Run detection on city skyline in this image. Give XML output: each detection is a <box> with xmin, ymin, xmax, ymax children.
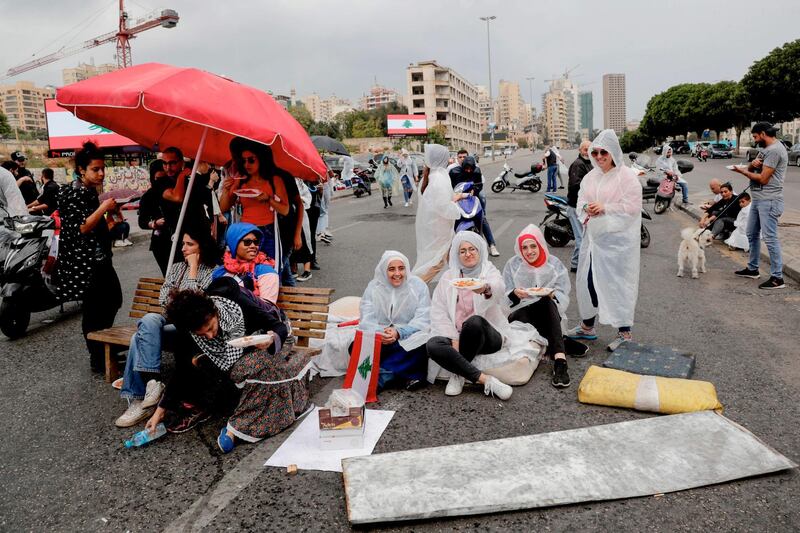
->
<box><xmin>2</xmin><ymin>0</ymin><xmax>799</xmax><ymax>130</ymax></box>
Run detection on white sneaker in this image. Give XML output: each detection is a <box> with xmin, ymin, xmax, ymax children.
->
<box><xmin>113</xmin><ymin>240</ymin><xmax>126</xmax><ymax>248</ymax></box>
<box><xmin>483</xmin><ymin>375</ymin><xmax>512</xmax><ymax>400</ymax></box>
<box><xmin>489</xmin><ymin>244</ymin><xmax>500</xmax><ymax>257</ymax></box>
<box><xmin>445</xmin><ymin>374</ymin><xmax>465</xmax><ymax>396</ymax></box>
<box><xmin>142</xmin><ymin>379</ymin><xmax>165</xmax><ymax>409</ymax></box>
<box><xmin>403</xmin><ymin>202</ymin><xmax>409</xmax><ymax>207</ymax></box>
<box><xmin>122</xmin><ymin>239</ymin><xmax>133</xmax><ymax>246</ymax></box>
<box><xmin>115</xmin><ymin>400</ymin><xmax>151</xmax><ymax>428</ymax></box>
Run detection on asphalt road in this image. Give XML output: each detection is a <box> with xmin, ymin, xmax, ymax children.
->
<box><xmin>1</xmin><ymin>150</ymin><xmax>798</xmax><ymax>532</ymax></box>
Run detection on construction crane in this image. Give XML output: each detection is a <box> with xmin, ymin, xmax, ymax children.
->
<box><xmin>6</xmin><ymin>0</ymin><xmax>178</xmax><ymax>77</ymax></box>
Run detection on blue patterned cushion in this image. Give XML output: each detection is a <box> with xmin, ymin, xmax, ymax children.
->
<box><xmin>602</xmin><ymin>342</ymin><xmax>695</xmax><ymax>379</ymax></box>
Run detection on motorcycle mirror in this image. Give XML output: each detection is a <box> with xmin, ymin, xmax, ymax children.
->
<box><xmin>628</xmin><ymin>152</ymin><xmax>638</xmax><ymax>161</ymax></box>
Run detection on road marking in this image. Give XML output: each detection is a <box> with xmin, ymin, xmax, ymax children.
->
<box><xmin>164</xmin><ymin>377</ymin><xmax>343</xmax><ymax>532</ymax></box>
<box><xmin>492</xmin><ymin>218</ymin><xmax>515</xmax><ymax>239</ymax></box>
<box><xmin>329</xmin><ymin>221</ymin><xmax>363</xmax><ymax>233</ymax></box>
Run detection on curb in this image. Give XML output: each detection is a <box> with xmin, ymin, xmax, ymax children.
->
<box><xmin>677</xmin><ymin>203</ymin><xmax>800</xmax><ymax>283</ymax></box>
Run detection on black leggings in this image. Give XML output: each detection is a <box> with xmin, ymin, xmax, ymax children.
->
<box><xmin>426</xmin><ymin>316</ymin><xmax>502</xmax><ymax>382</ymax></box>
<box><xmin>583</xmin><ymin>258</ymin><xmax>631</xmax><ymax>333</ymax></box>
<box><xmin>82</xmin><ymin>261</ymin><xmax>123</xmax><ymax>368</ymax></box>
<box><xmin>508</xmin><ymin>297</ymin><xmax>565</xmax><ymax>356</ymax></box>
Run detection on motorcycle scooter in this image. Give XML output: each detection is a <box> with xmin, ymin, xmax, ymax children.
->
<box><xmin>490</xmin><ymin>162</ymin><xmax>542</xmax><ymax>193</ymax></box>
<box><xmin>453</xmin><ymin>181</ymin><xmax>483</xmax><ymax>235</ymax></box>
<box><xmin>539</xmin><ymin>194</ymin><xmax>652</xmax><ymax>249</ymax></box>
<box><xmin>0</xmin><ymin>208</ymin><xmax>65</xmax><ymax>338</ymax></box>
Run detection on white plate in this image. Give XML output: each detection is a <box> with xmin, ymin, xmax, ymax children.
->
<box><xmin>234</xmin><ymin>188</ymin><xmax>261</xmax><ymax>198</ymax></box>
<box><xmin>526</xmin><ymin>287</ymin><xmax>554</xmax><ymax>297</ymax></box>
<box><xmin>227</xmin><ymin>334</ymin><xmax>273</xmax><ymax>348</ymax></box>
<box><xmin>726</xmin><ymin>164</ymin><xmax>747</xmax><ymax>171</ymax></box>
<box><xmin>450</xmin><ymin>277</ymin><xmax>484</xmax><ymax>290</ymax></box>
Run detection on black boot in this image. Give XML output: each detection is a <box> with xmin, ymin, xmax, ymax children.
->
<box><xmin>388</xmin><ymin>195</ymin><xmax>393</xmax><ymax>206</ymax></box>
<box><xmin>383</xmin><ymin>196</ymin><xmax>388</xmax><ymax>208</ymax></box>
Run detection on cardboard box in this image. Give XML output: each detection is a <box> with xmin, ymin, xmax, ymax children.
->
<box><xmin>318</xmin><ymin>405</ymin><xmax>365</xmax><ymax>431</ymax></box>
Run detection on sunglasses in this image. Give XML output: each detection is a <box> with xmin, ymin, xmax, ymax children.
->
<box><xmin>240</xmin><ymin>238</ymin><xmax>260</xmax><ymax>246</ymax></box>
<box><xmin>590</xmin><ymin>149</ymin><xmax>609</xmax><ymax>157</ymax></box>
<box><xmin>241</xmin><ymin>156</ymin><xmax>257</xmax><ymax>165</ymax></box>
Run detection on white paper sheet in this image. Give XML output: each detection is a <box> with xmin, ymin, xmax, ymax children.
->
<box><xmin>265</xmin><ymin>408</ymin><xmax>394</xmax><ymax>473</ymax></box>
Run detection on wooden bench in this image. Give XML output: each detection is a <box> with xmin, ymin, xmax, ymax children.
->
<box><xmin>87</xmin><ymin>277</ymin><xmax>335</xmax><ymax>383</ymax></box>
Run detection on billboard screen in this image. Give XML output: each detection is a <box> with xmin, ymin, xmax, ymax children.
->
<box><xmin>387</xmin><ymin>114</ymin><xmax>427</xmax><ymax>135</ymax></box>
<box><xmin>45</xmin><ymin>99</ymin><xmax>138</xmax><ymax>153</ymax></box>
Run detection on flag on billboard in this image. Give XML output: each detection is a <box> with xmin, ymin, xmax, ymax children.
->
<box><xmin>45</xmin><ymin>99</ymin><xmax>138</xmax><ymax>151</ymax></box>
<box><xmin>387</xmin><ymin>114</ymin><xmax>428</xmax><ymax>135</ymax></box>
<box><xmin>343</xmin><ymin>329</ymin><xmax>382</xmax><ymax>403</ymax></box>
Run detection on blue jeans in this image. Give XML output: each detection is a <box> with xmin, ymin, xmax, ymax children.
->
<box><xmin>280</xmin><ymin>253</ymin><xmax>296</xmax><ymax>286</ymax></box>
<box><xmin>566</xmin><ymin>206</ymin><xmax>583</xmax><ymax>269</ymax></box>
<box><xmin>547</xmin><ymin>165</ymin><xmax>558</xmax><ymax>192</ymax></box>
<box><xmin>677</xmin><ymin>177</ymin><xmax>689</xmax><ymax>203</ymax></box>
<box><xmin>257</xmin><ymin>223</ymin><xmax>277</xmax><ymax>260</ymax></box>
<box><xmin>747</xmin><ymin>198</ymin><xmax>784</xmax><ymax>278</ymax></box>
<box><xmin>401</xmin><ymin>175</ymin><xmax>413</xmax><ymax>203</ymax></box>
<box><xmin>478</xmin><ymin>191</ymin><xmax>496</xmax><ymax>246</ymax></box>
<box><xmin>121</xmin><ymin>313</ymin><xmax>176</xmax><ymax>400</ymax></box>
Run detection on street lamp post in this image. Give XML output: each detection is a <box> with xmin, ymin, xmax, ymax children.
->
<box><xmin>480</xmin><ymin>15</ymin><xmax>496</xmax><ymax>161</ymax></box>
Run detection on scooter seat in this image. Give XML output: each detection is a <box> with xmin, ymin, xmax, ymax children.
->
<box><xmin>544</xmin><ymin>193</ymin><xmax>568</xmax><ymax>205</ymax></box>
<box><xmin>513</xmin><ymin>171</ymin><xmax>531</xmax><ymax>178</ymax></box>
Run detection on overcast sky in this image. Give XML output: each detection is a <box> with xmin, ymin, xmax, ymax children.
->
<box><xmin>2</xmin><ymin>0</ymin><xmax>799</xmax><ymax>128</ymax></box>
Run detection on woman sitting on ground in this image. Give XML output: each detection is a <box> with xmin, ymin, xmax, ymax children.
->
<box><xmin>150</xmin><ymin>289</ymin><xmax>305</xmax><ymax>454</ymax></box>
<box><xmin>114</xmin><ymin>225</ymin><xmax>220</xmax><ymax>428</ymax></box>
<box><xmin>503</xmin><ymin>224</ymin><xmax>580</xmax><ymax>389</ymax></box>
<box><xmin>357</xmin><ymin>250</ymin><xmax>431</xmax><ymax>391</ymax></box>
<box><xmin>213</xmin><ymin>222</ymin><xmax>280</xmax><ymax>305</ymax></box>
<box><xmin>699</xmin><ymin>182</ymin><xmax>741</xmax><ymax>240</ymax></box>
<box><xmin>426</xmin><ymin>231</ymin><xmax>544</xmax><ymax>400</ymax></box>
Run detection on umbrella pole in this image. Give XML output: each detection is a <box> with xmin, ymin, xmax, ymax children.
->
<box><xmin>165</xmin><ymin>127</ymin><xmax>209</xmax><ymax>274</ymax></box>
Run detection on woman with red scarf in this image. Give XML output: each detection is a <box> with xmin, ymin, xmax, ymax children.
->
<box><xmin>502</xmin><ymin>224</ymin><xmax>575</xmax><ymax>388</ymax></box>
<box><xmin>212</xmin><ymin>222</ymin><xmax>279</xmax><ymax>305</ymax></box>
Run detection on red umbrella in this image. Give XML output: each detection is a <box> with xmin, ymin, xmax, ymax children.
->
<box><xmin>56</xmin><ymin>63</ymin><xmax>326</xmax><ymax>272</ymax></box>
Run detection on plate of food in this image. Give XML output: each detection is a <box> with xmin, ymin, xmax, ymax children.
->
<box><xmin>234</xmin><ymin>188</ymin><xmax>261</xmax><ymax>198</ymax></box>
<box><xmin>227</xmin><ymin>334</ymin><xmax>273</xmax><ymax>348</ymax></box>
<box><xmin>450</xmin><ymin>277</ymin><xmax>484</xmax><ymax>290</ymax></box>
<box><xmin>525</xmin><ymin>287</ymin><xmax>554</xmax><ymax>297</ymax></box>
<box><xmin>726</xmin><ymin>164</ymin><xmax>747</xmax><ymax>171</ymax></box>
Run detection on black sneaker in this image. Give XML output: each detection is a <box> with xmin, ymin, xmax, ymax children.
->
<box><xmin>310</xmin><ymin>262</ymin><xmax>321</xmax><ymax>270</ymax></box>
<box><xmin>734</xmin><ymin>268</ymin><xmax>760</xmax><ymax>279</ymax></box>
<box><xmin>551</xmin><ymin>359</ymin><xmax>571</xmax><ymax>388</ymax></box>
<box><xmin>296</xmin><ymin>271</ymin><xmax>312</xmax><ymax>282</ymax></box>
<box><xmin>166</xmin><ymin>405</ymin><xmax>212</xmax><ymax>434</ymax></box>
<box><xmin>759</xmin><ymin>276</ymin><xmax>786</xmax><ymax>290</ymax></box>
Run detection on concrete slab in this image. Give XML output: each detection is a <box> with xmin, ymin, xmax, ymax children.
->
<box><xmin>341</xmin><ymin>411</ymin><xmax>796</xmax><ymax>525</ymax></box>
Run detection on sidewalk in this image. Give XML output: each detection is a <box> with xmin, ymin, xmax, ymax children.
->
<box><xmin>678</xmin><ymin>194</ymin><xmax>800</xmax><ymax>283</ymax></box>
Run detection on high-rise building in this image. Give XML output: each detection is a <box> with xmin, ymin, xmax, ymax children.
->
<box><xmin>603</xmin><ymin>73</ymin><xmax>626</xmax><ymax>134</ymax></box>
<box><xmin>579</xmin><ymin>91</ymin><xmax>594</xmax><ymax>133</ymax></box>
<box><xmin>496</xmin><ymin>80</ymin><xmax>528</xmax><ymax>136</ymax></box>
<box><xmin>542</xmin><ymin>90</ymin><xmax>567</xmax><ymax>149</ymax></box>
<box><xmin>475</xmin><ymin>85</ymin><xmax>492</xmax><ymax>133</ymax></box>
<box><xmin>62</xmin><ymin>62</ymin><xmax>118</xmax><ymax>85</ymax></box>
<box><xmin>360</xmin><ymin>84</ymin><xmax>399</xmax><ymax>110</ymax></box>
<box><xmin>0</xmin><ymin>81</ymin><xmax>55</xmax><ymax>132</ymax></box>
<box><xmin>302</xmin><ymin>94</ymin><xmax>353</xmax><ymax>122</ymax></box>
<box><xmin>407</xmin><ymin>60</ymin><xmax>481</xmax><ymax>153</ymax></box>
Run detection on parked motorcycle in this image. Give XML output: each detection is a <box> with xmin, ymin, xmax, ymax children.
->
<box><xmin>453</xmin><ymin>181</ymin><xmax>483</xmax><ymax>235</ymax></box>
<box><xmin>351</xmin><ymin>168</ymin><xmax>372</xmax><ymax>198</ymax></box>
<box><xmin>0</xmin><ymin>209</ymin><xmax>64</xmax><ymax>339</ymax></box>
<box><xmin>649</xmin><ymin>159</ymin><xmax>693</xmax><ymax>214</ymax></box>
<box><xmin>490</xmin><ymin>162</ymin><xmax>542</xmax><ymax>193</ymax></box>
<box><xmin>539</xmin><ymin>194</ymin><xmax>651</xmax><ymax>249</ymax></box>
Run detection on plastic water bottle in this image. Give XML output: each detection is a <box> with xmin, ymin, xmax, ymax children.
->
<box><xmin>124</xmin><ymin>423</ymin><xmax>167</xmax><ymax>448</ymax></box>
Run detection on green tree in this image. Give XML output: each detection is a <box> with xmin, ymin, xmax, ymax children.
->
<box><xmin>516</xmin><ymin>137</ymin><xmax>530</xmax><ymax>149</ymax></box>
<box><xmin>0</xmin><ymin>111</ymin><xmax>11</xmax><ymax>138</ymax></box>
<box><xmin>287</xmin><ymin>104</ymin><xmax>313</xmax><ymax>131</ymax></box>
<box><xmin>427</xmin><ymin>124</ymin><xmax>447</xmax><ymax>146</ymax></box>
<box><xmin>619</xmin><ymin>129</ymin><xmax>652</xmax><ymax>153</ymax></box>
<box><xmin>742</xmin><ymin>39</ymin><xmax>800</xmax><ymax>122</ymax></box>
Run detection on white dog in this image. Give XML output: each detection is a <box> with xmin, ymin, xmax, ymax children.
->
<box><xmin>677</xmin><ymin>227</ymin><xmax>713</xmax><ymax>279</ymax></box>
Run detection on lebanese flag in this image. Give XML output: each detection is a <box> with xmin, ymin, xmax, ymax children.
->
<box><xmin>387</xmin><ymin>114</ymin><xmax>427</xmax><ymax>135</ymax></box>
<box><xmin>343</xmin><ymin>330</ymin><xmax>382</xmax><ymax>403</ymax></box>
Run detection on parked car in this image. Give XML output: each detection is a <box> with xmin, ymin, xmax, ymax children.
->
<box><xmin>745</xmin><ymin>139</ymin><xmax>792</xmax><ymax>161</ymax></box>
<box><xmin>708</xmin><ymin>143</ymin><xmax>733</xmax><ymax>159</ymax></box>
<box><xmin>503</xmin><ymin>148</ymin><xmax>513</xmax><ymax>156</ymax></box>
<box><xmin>653</xmin><ymin>141</ymin><xmax>691</xmax><ymax>155</ymax></box>
<box><xmin>788</xmin><ymin>144</ymin><xmax>800</xmax><ymax>166</ymax></box>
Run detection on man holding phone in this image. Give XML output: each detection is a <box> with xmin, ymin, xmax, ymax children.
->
<box><xmin>731</xmin><ymin>122</ymin><xmax>787</xmax><ymax>289</ymax></box>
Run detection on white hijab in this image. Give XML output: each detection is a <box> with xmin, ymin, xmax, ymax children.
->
<box><xmin>360</xmin><ymin>250</ymin><xmax>431</xmax><ymax>351</ymax></box>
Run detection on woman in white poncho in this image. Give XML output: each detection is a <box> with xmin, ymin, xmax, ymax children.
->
<box><xmin>357</xmin><ymin>250</ymin><xmax>431</xmax><ymax>391</ymax></box>
<box><xmin>502</xmin><ymin>224</ymin><xmax>577</xmax><ymax>389</ymax></box>
<box><xmin>412</xmin><ymin>144</ymin><xmax>463</xmax><ymax>283</ymax></box>
<box><xmin>566</xmin><ymin>129</ymin><xmax>642</xmax><ymax>351</ymax></box>
<box><xmin>656</xmin><ymin>144</ymin><xmax>690</xmax><ymax>204</ymax></box>
<box><xmin>426</xmin><ymin>231</ymin><xmax>545</xmax><ymax>400</ymax></box>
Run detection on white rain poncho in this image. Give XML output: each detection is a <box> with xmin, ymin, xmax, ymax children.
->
<box><xmin>341</xmin><ymin>155</ymin><xmax>355</xmax><ymax>181</ymax></box>
<box><xmin>412</xmin><ymin>144</ymin><xmax>461</xmax><ymax>282</ymax></box>
<box><xmin>656</xmin><ymin>145</ymin><xmax>681</xmax><ymax>176</ymax></box>
<box><xmin>397</xmin><ymin>150</ymin><xmax>418</xmax><ymax>192</ymax></box>
<box><xmin>294</xmin><ymin>177</ymin><xmax>313</xmax><ymax>255</ymax></box>
<box><xmin>725</xmin><ymin>203</ymin><xmax>751</xmax><ymax>251</ymax></box>
<box><xmin>428</xmin><ymin>231</ymin><xmax>545</xmax><ymax>383</ymax></box>
<box><xmin>502</xmin><ymin>224</ymin><xmax>571</xmax><ymax>322</ymax></box>
<box><xmin>576</xmin><ymin>129</ymin><xmax>642</xmax><ymax>327</ymax></box>
<box><xmin>360</xmin><ymin>250</ymin><xmax>431</xmax><ymax>351</ymax></box>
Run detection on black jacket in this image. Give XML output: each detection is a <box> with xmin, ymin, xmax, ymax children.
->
<box><xmin>708</xmin><ymin>195</ymin><xmax>741</xmax><ymax>220</ymax></box>
<box><xmin>567</xmin><ymin>156</ymin><xmax>593</xmax><ymax>207</ymax></box>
